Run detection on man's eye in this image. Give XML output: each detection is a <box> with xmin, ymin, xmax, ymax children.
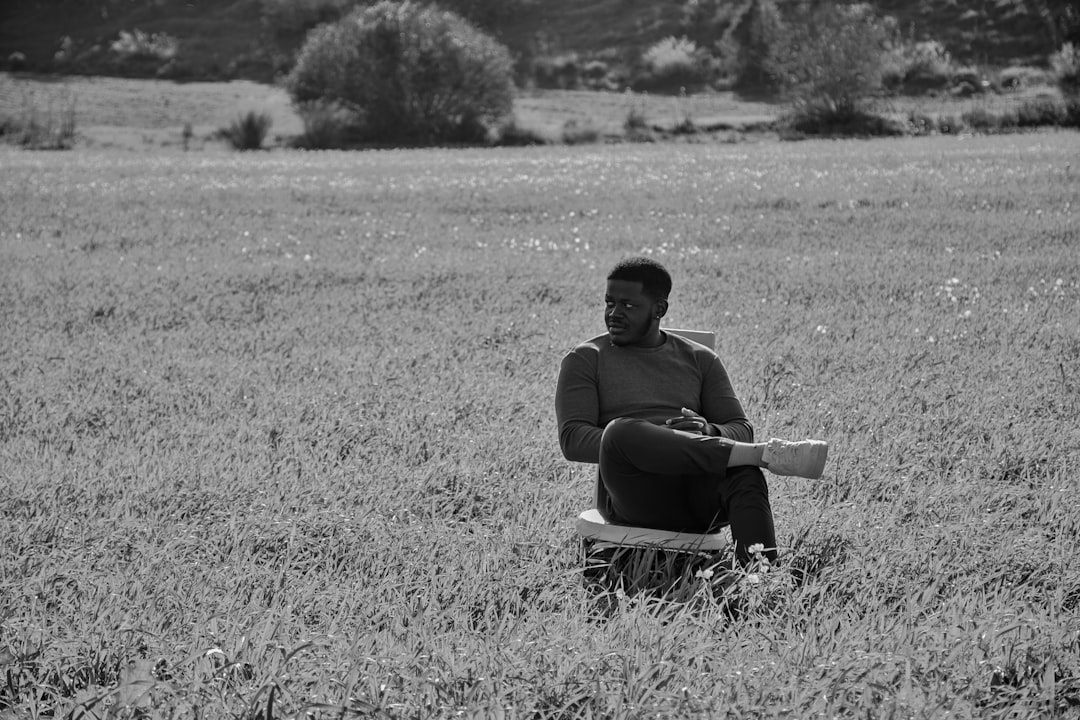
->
<box><xmin>624</xmin><ymin>303</ymin><xmax>634</xmax><ymax>309</ymax></box>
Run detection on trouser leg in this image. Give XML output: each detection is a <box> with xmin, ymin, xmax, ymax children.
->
<box><xmin>598</xmin><ymin>417</ymin><xmax>778</xmax><ymax>564</ymax></box>
<box><xmin>718</xmin><ymin>465</ymin><xmax>777</xmax><ymax>565</ymax></box>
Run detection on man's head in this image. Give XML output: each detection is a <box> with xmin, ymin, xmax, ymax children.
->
<box><xmin>607</xmin><ymin>256</ymin><xmax>672</xmax><ymax>301</ymax></box>
<box><xmin>604</xmin><ymin>257</ymin><xmax>671</xmax><ymax>347</ymax></box>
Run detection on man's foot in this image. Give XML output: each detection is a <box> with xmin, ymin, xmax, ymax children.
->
<box><xmin>762</xmin><ymin>438</ymin><xmax>829</xmax><ymax>479</ymax></box>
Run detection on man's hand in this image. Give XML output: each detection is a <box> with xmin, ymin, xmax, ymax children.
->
<box><xmin>664</xmin><ymin>407</ymin><xmax>712</xmax><ymax>435</ymax></box>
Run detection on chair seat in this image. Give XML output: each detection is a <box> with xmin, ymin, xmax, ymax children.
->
<box><xmin>575</xmin><ymin>508</ymin><xmax>730</xmax><ymax>552</ymax></box>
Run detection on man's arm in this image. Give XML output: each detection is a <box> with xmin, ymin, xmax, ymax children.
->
<box><xmin>555</xmin><ymin>350</ymin><xmax>603</xmax><ymax>463</ymax></box>
<box><xmin>701</xmin><ymin>354</ymin><xmax>755</xmax><ymax>443</ymax></box>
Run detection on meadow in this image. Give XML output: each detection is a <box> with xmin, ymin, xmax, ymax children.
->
<box><xmin>1</xmin><ymin>130</ymin><xmax>1079</xmax><ymax>718</ymax></box>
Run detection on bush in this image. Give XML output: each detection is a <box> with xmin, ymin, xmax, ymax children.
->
<box><xmin>285</xmin><ymin>1</ymin><xmax>515</xmax><ymax>145</ymax></box>
<box><xmin>936</xmin><ymin>115</ymin><xmax>962</xmax><ymax>134</ymax></box>
<box><xmin>960</xmin><ymin>107</ymin><xmax>1023</xmax><ymax>133</ymax></box>
<box><xmin>1050</xmin><ymin>43</ymin><xmax>1080</xmax><ymax>97</ymax></box>
<box><xmin>292</xmin><ymin>100</ymin><xmax>353</xmax><ymax>149</ymax></box>
<box><xmin>532</xmin><ymin>53</ymin><xmax>582</xmax><ymax>89</ymax></box>
<box><xmin>111</xmin><ymin>29</ymin><xmax>179</xmax><ymax>62</ymax></box>
<box><xmin>968</xmin><ymin>103</ymin><xmax>1080</xmax><ymax>132</ymax></box>
<box><xmin>997</xmin><ymin>65</ymin><xmax>1051</xmax><ymax>91</ymax></box>
<box><xmin>1066</xmin><ymin>97</ymin><xmax>1080</xmax><ymax>127</ymax></box>
<box><xmin>949</xmin><ymin>67</ymin><xmax>989</xmax><ymax>97</ymax></box>
<box><xmin>1016</xmin><ymin>95</ymin><xmax>1068</xmax><ymax>127</ymax></box>
<box><xmin>492</xmin><ymin>118</ymin><xmax>548</xmax><ymax>146</ymax></box>
<box><xmin>581</xmin><ymin>60</ymin><xmax>612</xmax><ymax>90</ymax></box>
<box><xmin>906</xmin><ymin>112</ymin><xmax>936</xmax><ymax>136</ymax></box>
<box><xmin>961</xmin><ymin>107</ymin><xmax>999</xmax><ymax>132</ymax></box>
<box><xmin>768</xmin><ymin>4</ymin><xmax>891</xmax><ymax>124</ymax></box>
<box><xmin>220</xmin><ymin>111</ymin><xmax>272</xmax><ymax>150</ymax></box>
<box><xmin>560</xmin><ymin>119</ymin><xmax>600</xmax><ymax>145</ymax></box>
<box><xmin>782</xmin><ymin>109</ymin><xmax>903</xmax><ymax>139</ymax></box>
<box><xmin>7</xmin><ymin>51</ymin><xmax>27</xmax><ymax>71</ymax></box>
<box><xmin>885</xmin><ymin>40</ymin><xmax>955</xmax><ymax>94</ymax></box>
<box><xmin>634</xmin><ymin>36</ymin><xmax>710</xmax><ymax>93</ymax></box>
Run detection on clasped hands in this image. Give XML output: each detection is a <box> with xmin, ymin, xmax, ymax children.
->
<box><xmin>664</xmin><ymin>407</ymin><xmax>713</xmax><ymax>435</ymax></box>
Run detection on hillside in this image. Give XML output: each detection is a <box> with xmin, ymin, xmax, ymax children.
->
<box><xmin>1</xmin><ymin>0</ymin><xmax>1071</xmax><ymax>82</ymax></box>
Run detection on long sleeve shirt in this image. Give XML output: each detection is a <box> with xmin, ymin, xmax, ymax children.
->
<box><xmin>555</xmin><ymin>331</ymin><xmax>754</xmax><ymax>463</ymax></box>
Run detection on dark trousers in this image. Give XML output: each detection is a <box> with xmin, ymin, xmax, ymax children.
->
<box><xmin>597</xmin><ymin>417</ymin><xmax>778</xmax><ymax>565</ymax></box>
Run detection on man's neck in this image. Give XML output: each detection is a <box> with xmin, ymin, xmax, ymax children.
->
<box><xmin>633</xmin><ymin>329</ymin><xmax>665</xmax><ymax>348</ymax></box>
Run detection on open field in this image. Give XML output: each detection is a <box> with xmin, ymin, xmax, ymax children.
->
<box><xmin>3</xmin><ymin>72</ymin><xmax>1067</xmax><ymax>151</ymax></box>
<box><xmin>0</xmin><ymin>72</ymin><xmax>786</xmax><ymax>149</ymax></box>
<box><xmin>2</xmin><ymin>132</ymin><xmax>1080</xmax><ymax>717</ymax></box>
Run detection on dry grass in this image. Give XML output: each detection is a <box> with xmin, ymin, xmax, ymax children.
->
<box><xmin>4</xmin><ymin>72</ymin><xmax>1073</xmax><ymax>151</ymax></box>
<box><xmin>1</xmin><ymin>131</ymin><xmax>1079</xmax><ymax>718</ymax></box>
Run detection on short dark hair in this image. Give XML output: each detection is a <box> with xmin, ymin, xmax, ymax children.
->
<box><xmin>607</xmin><ymin>256</ymin><xmax>672</xmax><ymax>300</ymax></box>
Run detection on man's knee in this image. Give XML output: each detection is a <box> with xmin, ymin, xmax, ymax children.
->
<box><xmin>600</xmin><ymin>417</ymin><xmax>648</xmax><ymax>455</ymax></box>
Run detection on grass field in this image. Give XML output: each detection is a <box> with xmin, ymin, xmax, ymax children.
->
<box><xmin>1</xmin><ymin>130</ymin><xmax>1079</xmax><ymax>718</ymax></box>
<box><xmin>0</xmin><ymin>72</ymin><xmax>787</xmax><ymax>149</ymax></box>
<box><xmin>3</xmin><ymin>72</ymin><xmax>1066</xmax><ymax>152</ymax></box>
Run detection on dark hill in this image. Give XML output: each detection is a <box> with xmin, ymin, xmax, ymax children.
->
<box><xmin>1</xmin><ymin>0</ymin><xmax>1071</xmax><ymax>81</ymax></box>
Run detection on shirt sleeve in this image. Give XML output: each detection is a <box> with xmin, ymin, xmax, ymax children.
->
<box><xmin>701</xmin><ymin>354</ymin><xmax>755</xmax><ymax>443</ymax></box>
<box><xmin>555</xmin><ymin>348</ymin><xmax>603</xmax><ymax>463</ymax></box>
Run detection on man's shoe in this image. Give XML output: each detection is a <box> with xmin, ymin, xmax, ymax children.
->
<box><xmin>762</xmin><ymin>438</ymin><xmax>829</xmax><ymax>479</ymax></box>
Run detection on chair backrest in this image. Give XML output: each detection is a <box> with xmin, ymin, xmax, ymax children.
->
<box><xmin>666</xmin><ymin>328</ymin><xmax>715</xmax><ymax>350</ymax></box>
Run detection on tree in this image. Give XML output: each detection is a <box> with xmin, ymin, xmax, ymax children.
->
<box><xmin>767</xmin><ymin>2</ymin><xmax>891</xmax><ymax>121</ymax></box>
<box><xmin>285</xmin><ymin>1</ymin><xmax>515</xmax><ymax>144</ymax></box>
<box><xmin>727</xmin><ymin>0</ymin><xmax>787</xmax><ymax>93</ymax></box>
<box><xmin>1024</xmin><ymin>0</ymin><xmax>1080</xmax><ymax>49</ymax></box>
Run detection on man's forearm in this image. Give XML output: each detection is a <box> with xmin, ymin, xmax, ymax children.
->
<box><xmin>709</xmin><ymin>418</ymin><xmax>754</xmax><ymax>444</ymax></box>
<box><xmin>559</xmin><ymin>422</ymin><xmax>602</xmax><ymax>463</ymax></box>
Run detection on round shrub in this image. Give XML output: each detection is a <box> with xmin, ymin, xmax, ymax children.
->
<box><xmin>285</xmin><ymin>1</ymin><xmax>514</xmax><ymax>144</ymax></box>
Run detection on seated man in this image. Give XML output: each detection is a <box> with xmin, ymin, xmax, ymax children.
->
<box><xmin>555</xmin><ymin>256</ymin><xmax>828</xmax><ymax>566</ymax></box>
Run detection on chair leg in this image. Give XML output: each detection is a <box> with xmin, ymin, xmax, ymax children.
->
<box><xmin>579</xmin><ymin>538</ymin><xmax>734</xmax><ymax>601</ymax></box>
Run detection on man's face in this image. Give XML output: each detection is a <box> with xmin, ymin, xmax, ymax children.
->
<box><xmin>605</xmin><ymin>278</ymin><xmax>662</xmax><ymax>347</ymax></box>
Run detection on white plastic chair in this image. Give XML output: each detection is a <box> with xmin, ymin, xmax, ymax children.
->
<box><xmin>574</xmin><ymin>328</ymin><xmax>731</xmax><ymax>553</ymax></box>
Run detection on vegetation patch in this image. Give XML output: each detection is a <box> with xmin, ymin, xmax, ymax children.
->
<box><xmin>284</xmin><ymin>1</ymin><xmax>515</xmax><ymax>146</ymax></box>
<box><xmin>219</xmin><ymin>109</ymin><xmax>272</xmax><ymax>151</ymax></box>
<box><xmin>0</xmin><ymin>79</ymin><xmax>76</xmax><ymax>149</ymax></box>
<box><xmin>2</xmin><ymin>134</ymin><xmax>1079</xmax><ymax>717</ymax></box>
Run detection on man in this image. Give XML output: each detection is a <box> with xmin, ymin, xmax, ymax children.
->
<box><xmin>555</xmin><ymin>256</ymin><xmax>828</xmax><ymax>566</ymax></box>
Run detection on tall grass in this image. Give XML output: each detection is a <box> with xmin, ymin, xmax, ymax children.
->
<box><xmin>1</xmin><ymin>134</ymin><xmax>1078</xmax><ymax>717</ymax></box>
<box><xmin>0</xmin><ymin>77</ymin><xmax>77</xmax><ymax>149</ymax></box>
<box><xmin>220</xmin><ymin>110</ymin><xmax>273</xmax><ymax>151</ymax></box>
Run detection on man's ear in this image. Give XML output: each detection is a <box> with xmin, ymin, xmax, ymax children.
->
<box><xmin>654</xmin><ymin>299</ymin><xmax>668</xmax><ymax>319</ymax></box>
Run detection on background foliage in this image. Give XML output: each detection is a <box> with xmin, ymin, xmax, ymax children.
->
<box><xmin>284</xmin><ymin>1</ymin><xmax>514</xmax><ymax>144</ymax></box>
<box><xmin>3</xmin><ymin>0</ymin><xmax>1079</xmax><ymax>87</ymax></box>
